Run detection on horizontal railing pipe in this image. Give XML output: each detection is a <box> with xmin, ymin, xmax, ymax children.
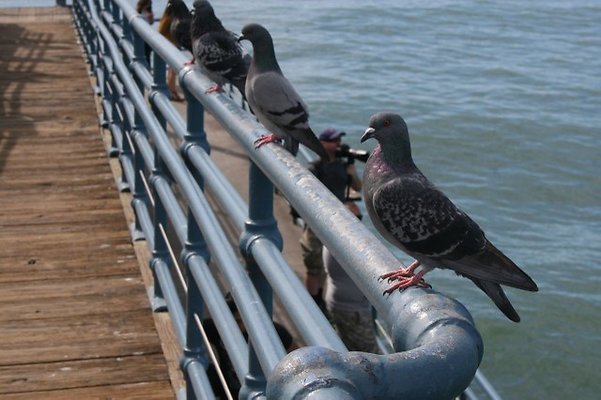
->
<box><xmin>186</xmin><ymin>360</ymin><xmax>217</xmax><ymax>399</ymax></box>
<box><xmin>152</xmin><ymin>176</ymin><xmax>187</xmax><ymax>245</ymax></box>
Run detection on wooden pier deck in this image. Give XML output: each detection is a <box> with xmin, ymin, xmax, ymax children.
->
<box><xmin>0</xmin><ymin>7</ymin><xmax>175</xmax><ymax>399</ymax></box>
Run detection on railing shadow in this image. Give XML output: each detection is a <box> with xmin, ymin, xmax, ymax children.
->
<box><xmin>0</xmin><ymin>24</ymin><xmax>53</xmax><ymax>174</ymax></box>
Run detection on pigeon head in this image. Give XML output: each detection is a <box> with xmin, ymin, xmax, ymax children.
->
<box><xmin>239</xmin><ymin>23</ymin><xmax>272</xmax><ymax>45</ymax></box>
<box><xmin>239</xmin><ymin>23</ymin><xmax>278</xmax><ymax>71</ymax></box>
<box><xmin>166</xmin><ymin>0</ymin><xmax>188</xmax><ymax>18</ymax></box>
<box><xmin>191</xmin><ymin>0</ymin><xmax>223</xmax><ymax>35</ymax></box>
<box><xmin>361</xmin><ymin>112</ymin><xmax>413</xmax><ymax>164</ymax></box>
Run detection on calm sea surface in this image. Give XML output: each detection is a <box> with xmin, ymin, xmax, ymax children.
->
<box><xmin>6</xmin><ymin>0</ymin><xmax>600</xmax><ymax>398</ymax></box>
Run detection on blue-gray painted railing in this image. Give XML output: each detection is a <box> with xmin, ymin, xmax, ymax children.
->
<box><xmin>72</xmin><ymin>0</ymin><xmax>483</xmax><ymax>399</ymax></box>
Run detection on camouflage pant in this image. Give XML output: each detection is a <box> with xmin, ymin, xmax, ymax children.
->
<box><xmin>328</xmin><ymin>308</ymin><xmax>380</xmax><ymax>353</ymax></box>
<box><xmin>299</xmin><ymin>226</ymin><xmax>325</xmax><ymax>277</ymax></box>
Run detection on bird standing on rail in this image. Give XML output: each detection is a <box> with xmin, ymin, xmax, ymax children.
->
<box><xmin>190</xmin><ymin>0</ymin><xmax>249</xmax><ymax>99</ymax></box>
<box><xmin>166</xmin><ymin>0</ymin><xmax>192</xmax><ymax>53</ymax></box>
<box><xmin>361</xmin><ymin>112</ymin><xmax>538</xmax><ymax>322</ymax></box>
<box><xmin>238</xmin><ymin>23</ymin><xmax>327</xmax><ymax>159</ymax></box>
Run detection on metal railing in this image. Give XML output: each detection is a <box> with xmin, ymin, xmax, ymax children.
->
<box><xmin>71</xmin><ymin>0</ymin><xmax>483</xmax><ymax>398</ymax></box>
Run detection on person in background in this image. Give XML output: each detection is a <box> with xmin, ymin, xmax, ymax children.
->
<box><xmin>135</xmin><ymin>0</ymin><xmax>154</xmax><ymax>63</ymax></box>
<box><xmin>323</xmin><ymin>245</ymin><xmax>380</xmax><ymax>353</ymax></box>
<box><xmin>157</xmin><ymin>1</ymin><xmax>184</xmax><ymax>101</ymax></box>
<box><xmin>300</xmin><ymin>128</ymin><xmax>362</xmax><ymax>312</ymax></box>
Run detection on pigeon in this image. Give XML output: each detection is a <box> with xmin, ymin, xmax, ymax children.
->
<box><xmin>168</xmin><ymin>0</ymin><xmax>192</xmax><ymax>53</ymax></box>
<box><xmin>238</xmin><ymin>23</ymin><xmax>327</xmax><ymax>159</ymax></box>
<box><xmin>159</xmin><ymin>0</ymin><xmax>192</xmax><ymax>53</ymax></box>
<box><xmin>361</xmin><ymin>112</ymin><xmax>538</xmax><ymax>322</ymax></box>
<box><xmin>191</xmin><ymin>0</ymin><xmax>249</xmax><ymax>98</ymax></box>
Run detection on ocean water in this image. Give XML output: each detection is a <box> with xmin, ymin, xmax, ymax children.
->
<box><xmin>6</xmin><ymin>0</ymin><xmax>600</xmax><ymax>398</ymax></box>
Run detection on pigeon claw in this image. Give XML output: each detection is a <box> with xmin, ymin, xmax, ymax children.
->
<box><xmin>183</xmin><ymin>58</ymin><xmax>196</xmax><ymax>66</ymax></box>
<box><xmin>205</xmin><ymin>84</ymin><xmax>223</xmax><ymax>94</ymax></box>
<box><xmin>379</xmin><ymin>260</ymin><xmax>422</xmax><ymax>282</ymax></box>
<box><xmin>254</xmin><ymin>134</ymin><xmax>281</xmax><ymax>149</ymax></box>
<box><xmin>381</xmin><ymin>269</ymin><xmax>431</xmax><ymax>296</ymax></box>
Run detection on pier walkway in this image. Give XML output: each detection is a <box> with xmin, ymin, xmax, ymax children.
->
<box><xmin>0</xmin><ymin>7</ymin><xmax>174</xmax><ymax>399</ymax></box>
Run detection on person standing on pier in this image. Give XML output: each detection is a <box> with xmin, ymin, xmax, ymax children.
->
<box><xmin>299</xmin><ymin>128</ymin><xmax>362</xmax><ymax>311</ymax></box>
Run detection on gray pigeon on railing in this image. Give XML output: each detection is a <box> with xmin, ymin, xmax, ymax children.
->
<box><xmin>238</xmin><ymin>23</ymin><xmax>327</xmax><ymax>159</ymax></box>
<box><xmin>190</xmin><ymin>0</ymin><xmax>248</xmax><ymax>99</ymax></box>
<box><xmin>167</xmin><ymin>0</ymin><xmax>192</xmax><ymax>53</ymax></box>
<box><xmin>361</xmin><ymin>112</ymin><xmax>538</xmax><ymax>322</ymax></box>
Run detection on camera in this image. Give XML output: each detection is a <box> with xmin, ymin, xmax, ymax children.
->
<box><xmin>335</xmin><ymin>144</ymin><xmax>370</xmax><ymax>164</ymax></box>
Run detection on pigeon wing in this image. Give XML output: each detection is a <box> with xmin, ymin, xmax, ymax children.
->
<box><xmin>372</xmin><ymin>174</ymin><xmax>537</xmax><ymax>290</ymax></box>
<box><xmin>247</xmin><ymin>70</ymin><xmax>326</xmax><ymax>158</ymax></box>
<box><xmin>372</xmin><ymin>174</ymin><xmax>485</xmax><ymax>258</ymax></box>
<box><xmin>247</xmin><ymin>70</ymin><xmax>310</xmax><ymax>132</ymax></box>
<box><xmin>194</xmin><ymin>32</ymin><xmax>247</xmax><ymax>83</ymax></box>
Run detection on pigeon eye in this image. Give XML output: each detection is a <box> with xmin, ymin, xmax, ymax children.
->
<box><xmin>383</xmin><ymin>119</ymin><xmax>391</xmax><ymax>127</ymax></box>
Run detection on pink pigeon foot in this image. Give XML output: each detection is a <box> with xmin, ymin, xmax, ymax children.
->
<box><xmin>205</xmin><ymin>84</ymin><xmax>223</xmax><ymax>94</ymax></box>
<box><xmin>379</xmin><ymin>260</ymin><xmax>421</xmax><ymax>281</ymax></box>
<box><xmin>254</xmin><ymin>134</ymin><xmax>281</xmax><ymax>149</ymax></box>
<box><xmin>382</xmin><ymin>269</ymin><xmax>431</xmax><ymax>295</ymax></box>
<box><xmin>183</xmin><ymin>58</ymin><xmax>195</xmax><ymax>66</ymax></box>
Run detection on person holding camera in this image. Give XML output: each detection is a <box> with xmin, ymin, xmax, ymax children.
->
<box><xmin>299</xmin><ymin>128</ymin><xmax>363</xmax><ymax>311</ymax></box>
<box><xmin>300</xmin><ymin>128</ymin><xmax>378</xmax><ymax>352</ymax></box>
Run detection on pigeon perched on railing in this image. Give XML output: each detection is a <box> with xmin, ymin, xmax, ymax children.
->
<box><xmin>238</xmin><ymin>23</ymin><xmax>327</xmax><ymax>159</ymax></box>
<box><xmin>361</xmin><ymin>112</ymin><xmax>538</xmax><ymax>322</ymax></box>
<box><xmin>190</xmin><ymin>0</ymin><xmax>248</xmax><ymax>99</ymax></box>
<box><xmin>158</xmin><ymin>0</ymin><xmax>192</xmax><ymax>53</ymax></box>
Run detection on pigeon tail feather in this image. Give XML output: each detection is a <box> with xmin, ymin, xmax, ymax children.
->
<box><xmin>301</xmin><ymin>129</ymin><xmax>327</xmax><ymax>160</ymax></box>
<box><xmin>446</xmin><ymin>242</ymin><xmax>538</xmax><ymax>291</ymax></box>
<box><xmin>470</xmin><ymin>278</ymin><xmax>521</xmax><ymax>322</ymax></box>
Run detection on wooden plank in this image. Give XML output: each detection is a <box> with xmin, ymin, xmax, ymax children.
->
<box><xmin>0</xmin><ymin>354</ymin><xmax>169</xmax><ymax>394</ymax></box>
<box><xmin>0</xmin><ymin>382</ymin><xmax>174</xmax><ymax>400</ymax></box>
<box><xmin>0</xmin><ymin>310</ymin><xmax>163</xmax><ymax>366</ymax></box>
<box><xmin>0</xmin><ymin>275</ymin><xmax>152</xmax><ymax>322</ymax></box>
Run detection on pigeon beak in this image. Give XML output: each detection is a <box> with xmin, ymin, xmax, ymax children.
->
<box><xmin>237</xmin><ymin>35</ymin><xmax>246</xmax><ymax>43</ymax></box>
<box><xmin>360</xmin><ymin>127</ymin><xmax>375</xmax><ymax>143</ymax></box>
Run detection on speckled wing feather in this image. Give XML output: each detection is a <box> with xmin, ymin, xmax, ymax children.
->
<box><xmin>370</xmin><ymin>170</ymin><xmax>537</xmax><ymax>290</ymax></box>
<box><xmin>371</xmin><ymin>172</ymin><xmax>486</xmax><ymax>259</ymax></box>
<box><xmin>193</xmin><ymin>31</ymin><xmax>247</xmax><ymax>86</ymax></box>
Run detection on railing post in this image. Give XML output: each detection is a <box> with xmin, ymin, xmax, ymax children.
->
<box><xmin>126</xmin><ymin>23</ymin><xmax>150</xmax><ymax>238</ymax></box>
<box><xmin>239</xmin><ymin>162</ymin><xmax>283</xmax><ymax>399</ymax></box>
<box><xmin>151</xmin><ymin>53</ymin><xmax>168</xmax><ymax>101</ymax></box>
<box><xmin>144</xmin><ymin>56</ymin><xmax>168</xmax><ymax>311</ymax></box>
<box><xmin>131</xmin><ymin>19</ymin><xmax>149</xmax><ymax>70</ymax></box>
<box><xmin>179</xmin><ymin>82</ymin><xmax>212</xmax><ymax>400</ymax></box>
<box><xmin>105</xmin><ymin>60</ymin><xmax>122</xmax><ymax>158</ymax></box>
<box><xmin>148</xmin><ymin>153</ymin><xmax>169</xmax><ymax>312</ymax></box>
<box><xmin>111</xmin><ymin>0</ymin><xmax>121</xmax><ymax>26</ymax></box>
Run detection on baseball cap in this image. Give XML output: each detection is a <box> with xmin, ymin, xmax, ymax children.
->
<box><xmin>319</xmin><ymin>128</ymin><xmax>346</xmax><ymax>142</ymax></box>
